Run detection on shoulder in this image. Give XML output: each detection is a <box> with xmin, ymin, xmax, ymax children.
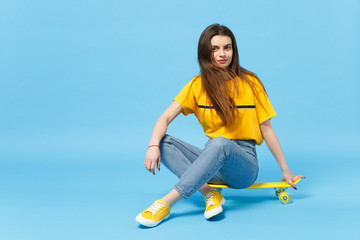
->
<box><xmin>183</xmin><ymin>75</ymin><xmax>202</xmax><ymax>90</ymax></box>
<box><xmin>190</xmin><ymin>75</ymin><xmax>201</xmax><ymax>85</ymax></box>
<box><xmin>244</xmin><ymin>74</ymin><xmax>265</xmax><ymax>91</ymax></box>
<box><xmin>245</xmin><ymin>74</ymin><xmax>260</xmax><ymax>84</ymax></box>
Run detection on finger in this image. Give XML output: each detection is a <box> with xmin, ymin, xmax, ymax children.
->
<box><xmin>157</xmin><ymin>158</ymin><xmax>161</xmax><ymax>171</ymax></box>
<box><xmin>144</xmin><ymin>159</ymin><xmax>149</xmax><ymax>170</ymax></box>
<box><xmin>144</xmin><ymin>158</ymin><xmax>151</xmax><ymax>169</ymax></box>
<box><xmin>150</xmin><ymin>161</ymin><xmax>156</xmax><ymax>175</ymax></box>
<box><xmin>293</xmin><ymin>175</ymin><xmax>305</xmax><ymax>181</ymax></box>
<box><xmin>145</xmin><ymin>162</ymin><xmax>152</xmax><ymax>173</ymax></box>
<box><xmin>286</xmin><ymin>178</ymin><xmax>297</xmax><ymax>190</ymax></box>
<box><xmin>145</xmin><ymin>159</ymin><xmax>154</xmax><ymax>174</ymax></box>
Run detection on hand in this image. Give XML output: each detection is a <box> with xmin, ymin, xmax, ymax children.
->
<box><xmin>144</xmin><ymin>147</ymin><xmax>161</xmax><ymax>175</ymax></box>
<box><xmin>282</xmin><ymin>169</ymin><xmax>305</xmax><ymax>190</ymax></box>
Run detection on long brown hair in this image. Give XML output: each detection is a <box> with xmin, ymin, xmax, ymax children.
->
<box><xmin>198</xmin><ymin>24</ymin><xmax>267</xmax><ymax>127</ymax></box>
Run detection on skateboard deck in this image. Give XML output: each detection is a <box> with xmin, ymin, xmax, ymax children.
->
<box><xmin>208</xmin><ymin>178</ymin><xmax>301</xmax><ymax>204</ymax></box>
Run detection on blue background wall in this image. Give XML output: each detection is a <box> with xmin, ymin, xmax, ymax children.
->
<box><xmin>0</xmin><ymin>0</ymin><xmax>359</xmax><ymax>239</ymax></box>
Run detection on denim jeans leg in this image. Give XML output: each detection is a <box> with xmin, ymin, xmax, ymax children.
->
<box><xmin>217</xmin><ymin>140</ymin><xmax>259</xmax><ymax>189</ymax></box>
<box><xmin>174</xmin><ymin>137</ymin><xmax>259</xmax><ymax>199</ymax></box>
<box><xmin>159</xmin><ymin>134</ymin><xmax>202</xmax><ymax>179</ymax></box>
<box><xmin>159</xmin><ymin>134</ymin><xmax>224</xmax><ymax>187</ymax></box>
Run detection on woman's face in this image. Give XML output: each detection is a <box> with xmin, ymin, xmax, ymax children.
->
<box><xmin>211</xmin><ymin>35</ymin><xmax>233</xmax><ymax>68</ymax></box>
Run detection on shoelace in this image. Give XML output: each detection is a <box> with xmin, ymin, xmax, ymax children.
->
<box><xmin>146</xmin><ymin>200</ymin><xmax>166</xmax><ymax>215</ymax></box>
<box><xmin>205</xmin><ymin>192</ymin><xmax>215</xmax><ymax>208</ymax></box>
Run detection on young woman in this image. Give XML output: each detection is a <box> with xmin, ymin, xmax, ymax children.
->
<box><xmin>136</xmin><ymin>24</ymin><xmax>304</xmax><ymax>227</ymax></box>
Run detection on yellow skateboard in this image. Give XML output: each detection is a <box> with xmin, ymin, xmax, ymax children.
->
<box><xmin>208</xmin><ymin>178</ymin><xmax>301</xmax><ymax>204</ymax></box>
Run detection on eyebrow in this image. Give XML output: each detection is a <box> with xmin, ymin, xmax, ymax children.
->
<box><xmin>211</xmin><ymin>44</ymin><xmax>232</xmax><ymax>47</ymax></box>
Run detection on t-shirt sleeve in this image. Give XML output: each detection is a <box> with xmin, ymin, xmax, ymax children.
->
<box><xmin>253</xmin><ymin>79</ymin><xmax>277</xmax><ymax>124</ymax></box>
<box><xmin>173</xmin><ymin>79</ymin><xmax>197</xmax><ymax>116</ymax></box>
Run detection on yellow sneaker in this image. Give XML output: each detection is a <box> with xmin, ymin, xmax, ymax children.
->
<box><xmin>204</xmin><ymin>190</ymin><xmax>225</xmax><ymax>219</ymax></box>
<box><xmin>136</xmin><ymin>199</ymin><xmax>170</xmax><ymax>227</ymax></box>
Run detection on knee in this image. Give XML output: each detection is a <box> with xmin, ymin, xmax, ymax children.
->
<box><xmin>160</xmin><ymin>134</ymin><xmax>173</xmax><ymax>145</ymax></box>
<box><xmin>159</xmin><ymin>134</ymin><xmax>180</xmax><ymax>152</ymax></box>
<box><xmin>207</xmin><ymin>136</ymin><xmax>232</xmax><ymax>146</ymax></box>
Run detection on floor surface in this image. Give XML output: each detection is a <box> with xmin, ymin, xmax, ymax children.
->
<box><xmin>1</xmin><ymin>147</ymin><xmax>359</xmax><ymax>240</ymax></box>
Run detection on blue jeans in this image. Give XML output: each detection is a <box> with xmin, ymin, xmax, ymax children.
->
<box><xmin>159</xmin><ymin>134</ymin><xmax>259</xmax><ymax>199</ymax></box>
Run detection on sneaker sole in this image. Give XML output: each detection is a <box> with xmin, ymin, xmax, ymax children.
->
<box><xmin>135</xmin><ymin>213</ymin><xmax>170</xmax><ymax>227</ymax></box>
<box><xmin>204</xmin><ymin>197</ymin><xmax>225</xmax><ymax>219</ymax></box>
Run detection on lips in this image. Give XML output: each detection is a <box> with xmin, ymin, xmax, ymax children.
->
<box><xmin>217</xmin><ymin>59</ymin><xmax>227</xmax><ymax>64</ymax></box>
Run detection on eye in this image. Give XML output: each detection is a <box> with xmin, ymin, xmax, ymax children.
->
<box><xmin>225</xmin><ymin>45</ymin><xmax>232</xmax><ymax>50</ymax></box>
<box><xmin>212</xmin><ymin>46</ymin><xmax>218</xmax><ymax>51</ymax></box>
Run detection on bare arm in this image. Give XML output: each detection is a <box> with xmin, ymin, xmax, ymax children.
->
<box><xmin>260</xmin><ymin>120</ymin><xmax>304</xmax><ymax>189</ymax></box>
<box><xmin>144</xmin><ymin>101</ymin><xmax>183</xmax><ymax>175</ymax></box>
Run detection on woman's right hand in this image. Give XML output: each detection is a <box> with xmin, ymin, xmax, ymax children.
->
<box><xmin>143</xmin><ymin>101</ymin><xmax>182</xmax><ymax>175</ymax></box>
<box><xmin>144</xmin><ymin>147</ymin><xmax>161</xmax><ymax>175</ymax></box>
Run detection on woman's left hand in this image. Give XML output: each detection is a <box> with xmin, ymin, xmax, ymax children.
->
<box><xmin>282</xmin><ymin>169</ymin><xmax>305</xmax><ymax>190</ymax></box>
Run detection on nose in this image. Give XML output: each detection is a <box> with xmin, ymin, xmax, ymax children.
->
<box><xmin>219</xmin><ymin>48</ymin><xmax>226</xmax><ymax>57</ymax></box>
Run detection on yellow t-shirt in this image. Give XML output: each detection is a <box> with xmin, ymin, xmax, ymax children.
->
<box><xmin>174</xmin><ymin>75</ymin><xmax>277</xmax><ymax>145</ymax></box>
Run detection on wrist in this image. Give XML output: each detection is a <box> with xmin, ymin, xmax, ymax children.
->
<box><xmin>148</xmin><ymin>144</ymin><xmax>160</xmax><ymax>148</ymax></box>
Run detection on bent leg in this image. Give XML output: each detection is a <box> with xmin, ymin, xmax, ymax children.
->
<box><xmin>159</xmin><ymin>135</ymin><xmax>220</xmax><ymax>200</ymax></box>
<box><xmin>174</xmin><ymin>137</ymin><xmax>259</xmax><ymax>198</ymax></box>
<box><xmin>159</xmin><ymin>134</ymin><xmax>202</xmax><ymax>178</ymax></box>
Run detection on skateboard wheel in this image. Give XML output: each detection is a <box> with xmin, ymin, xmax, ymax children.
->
<box><xmin>279</xmin><ymin>192</ymin><xmax>291</xmax><ymax>204</ymax></box>
<box><xmin>275</xmin><ymin>187</ymin><xmax>285</xmax><ymax>197</ymax></box>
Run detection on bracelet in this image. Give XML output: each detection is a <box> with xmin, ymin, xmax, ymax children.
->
<box><xmin>148</xmin><ymin>145</ymin><xmax>160</xmax><ymax>148</ymax></box>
